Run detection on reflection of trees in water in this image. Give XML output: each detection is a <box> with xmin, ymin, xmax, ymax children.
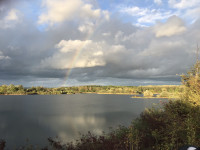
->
<box><xmin>0</xmin><ymin>94</ymin><xmax>165</xmax><ymax>149</ymax></box>
<box><xmin>39</xmin><ymin>114</ymin><xmax>106</xmax><ymax>142</ymax></box>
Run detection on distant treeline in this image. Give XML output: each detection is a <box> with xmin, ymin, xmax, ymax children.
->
<box><xmin>0</xmin><ymin>84</ymin><xmax>183</xmax><ymax>96</ymax></box>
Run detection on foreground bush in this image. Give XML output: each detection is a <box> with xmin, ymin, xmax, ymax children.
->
<box><xmin>181</xmin><ymin>61</ymin><xmax>200</xmax><ymax>106</ymax></box>
<box><xmin>48</xmin><ymin>127</ymin><xmax>129</xmax><ymax>150</ymax></box>
<box><xmin>43</xmin><ymin>100</ymin><xmax>200</xmax><ymax>150</ymax></box>
<box><xmin>130</xmin><ymin>100</ymin><xmax>200</xmax><ymax>150</ymax></box>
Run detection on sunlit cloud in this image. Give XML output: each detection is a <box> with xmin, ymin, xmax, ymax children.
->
<box><xmin>41</xmin><ymin>40</ymin><xmax>106</xmax><ymax>69</ymax></box>
<box><xmin>38</xmin><ymin>0</ymin><xmax>109</xmax><ymax>26</ymax></box>
<box><xmin>154</xmin><ymin>15</ymin><xmax>186</xmax><ymax>37</ymax></box>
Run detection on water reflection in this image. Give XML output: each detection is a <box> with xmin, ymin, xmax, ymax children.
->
<box><xmin>39</xmin><ymin>114</ymin><xmax>106</xmax><ymax>139</ymax></box>
<box><xmin>0</xmin><ymin>94</ymin><xmax>167</xmax><ymax>149</ymax></box>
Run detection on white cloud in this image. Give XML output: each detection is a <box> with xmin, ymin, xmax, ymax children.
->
<box><xmin>102</xmin><ymin>10</ymin><xmax>110</xmax><ymax>21</ymax></box>
<box><xmin>120</xmin><ymin>6</ymin><xmax>147</xmax><ymax>16</ymax></box>
<box><xmin>154</xmin><ymin>16</ymin><xmax>186</xmax><ymax>37</ymax></box>
<box><xmin>137</xmin><ymin>10</ymin><xmax>172</xmax><ymax>24</ymax></box>
<box><xmin>120</xmin><ymin>6</ymin><xmax>174</xmax><ymax>25</ymax></box>
<box><xmin>41</xmin><ymin>38</ymin><xmax>129</xmax><ymax>70</ymax></box>
<box><xmin>183</xmin><ymin>7</ymin><xmax>200</xmax><ymax>23</ymax></box>
<box><xmin>78</xmin><ymin>21</ymin><xmax>94</xmax><ymax>34</ymax></box>
<box><xmin>81</xmin><ymin>4</ymin><xmax>101</xmax><ymax>19</ymax></box>
<box><xmin>0</xmin><ymin>51</ymin><xmax>10</xmax><ymax>60</ymax></box>
<box><xmin>41</xmin><ymin>40</ymin><xmax>107</xmax><ymax>69</ymax></box>
<box><xmin>56</xmin><ymin>40</ymin><xmax>92</xmax><ymax>53</ymax></box>
<box><xmin>0</xmin><ymin>9</ymin><xmax>21</xmax><ymax>29</ymax></box>
<box><xmin>166</xmin><ymin>0</ymin><xmax>200</xmax><ymax>24</ymax></box>
<box><xmin>38</xmin><ymin>0</ymin><xmax>82</xmax><ymax>24</ymax></box>
<box><xmin>4</xmin><ymin>9</ymin><xmax>19</xmax><ymax>21</ymax></box>
<box><xmin>38</xmin><ymin>0</ymin><xmax>109</xmax><ymax>25</ymax></box>
<box><xmin>114</xmin><ymin>31</ymin><xmax>124</xmax><ymax>42</ymax></box>
<box><xmin>93</xmin><ymin>51</ymin><xmax>103</xmax><ymax>56</ymax></box>
<box><xmin>140</xmin><ymin>40</ymin><xmax>184</xmax><ymax>57</ymax></box>
<box><xmin>154</xmin><ymin>0</ymin><xmax>162</xmax><ymax>5</ymax></box>
<box><xmin>102</xmin><ymin>32</ymin><xmax>111</xmax><ymax>37</ymax></box>
<box><xmin>168</xmin><ymin>0</ymin><xmax>200</xmax><ymax>9</ymax></box>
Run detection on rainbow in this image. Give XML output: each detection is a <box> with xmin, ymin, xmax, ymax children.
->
<box><xmin>62</xmin><ymin>25</ymin><xmax>99</xmax><ymax>86</ymax></box>
<box><xmin>62</xmin><ymin>44</ymin><xmax>83</xmax><ymax>86</ymax></box>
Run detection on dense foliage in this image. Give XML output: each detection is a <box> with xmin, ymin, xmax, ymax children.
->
<box><xmin>0</xmin><ymin>84</ymin><xmax>183</xmax><ymax>97</ymax></box>
<box><xmin>181</xmin><ymin>61</ymin><xmax>200</xmax><ymax>105</ymax></box>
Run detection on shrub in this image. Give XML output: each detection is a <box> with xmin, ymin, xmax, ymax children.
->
<box><xmin>143</xmin><ymin>90</ymin><xmax>154</xmax><ymax>97</ymax></box>
<box><xmin>48</xmin><ymin>126</ymin><xmax>130</xmax><ymax>150</ymax></box>
<box><xmin>127</xmin><ymin>99</ymin><xmax>200</xmax><ymax>150</ymax></box>
<box><xmin>157</xmin><ymin>91</ymin><xmax>170</xmax><ymax>97</ymax></box>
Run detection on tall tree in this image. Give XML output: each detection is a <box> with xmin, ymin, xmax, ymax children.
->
<box><xmin>181</xmin><ymin>45</ymin><xmax>200</xmax><ymax>105</ymax></box>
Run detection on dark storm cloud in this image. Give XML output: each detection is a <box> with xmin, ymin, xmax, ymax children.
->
<box><xmin>63</xmin><ymin>17</ymin><xmax>199</xmax><ymax>84</ymax></box>
<box><xmin>0</xmin><ymin>0</ymin><xmax>19</xmax><ymax>11</ymax></box>
<box><xmin>0</xmin><ymin>0</ymin><xmax>200</xmax><ymax>86</ymax></box>
<box><xmin>0</xmin><ymin>28</ymin><xmax>75</xmax><ymax>78</ymax></box>
<box><xmin>0</xmin><ymin>16</ymin><xmax>198</xmax><ymax>84</ymax></box>
<box><xmin>0</xmin><ymin>0</ymin><xmax>12</xmax><ymax>5</ymax></box>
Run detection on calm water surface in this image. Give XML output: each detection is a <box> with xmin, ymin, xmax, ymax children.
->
<box><xmin>0</xmin><ymin>94</ymin><xmax>167</xmax><ymax>149</ymax></box>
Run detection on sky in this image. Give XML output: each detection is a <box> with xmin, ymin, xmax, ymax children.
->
<box><xmin>0</xmin><ymin>0</ymin><xmax>200</xmax><ymax>87</ymax></box>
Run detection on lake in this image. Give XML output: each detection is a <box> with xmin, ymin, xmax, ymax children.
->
<box><xmin>0</xmin><ymin>94</ymin><xmax>167</xmax><ymax>149</ymax></box>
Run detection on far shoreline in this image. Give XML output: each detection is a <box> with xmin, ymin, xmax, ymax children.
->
<box><xmin>0</xmin><ymin>84</ymin><xmax>182</xmax><ymax>99</ymax></box>
<box><xmin>0</xmin><ymin>93</ymin><xmax>175</xmax><ymax>99</ymax></box>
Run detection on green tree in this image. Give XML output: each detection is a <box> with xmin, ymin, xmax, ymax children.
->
<box><xmin>7</xmin><ymin>84</ymin><xmax>18</xmax><ymax>94</ymax></box>
<box><xmin>0</xmin><ymin>85</ymin><xmax>7</xmax><ymax>94</ymax></box>
<box><xmin>181</xmin><ymin>61</ymin><xmax>200</xmax><ymax>105</ymax></box>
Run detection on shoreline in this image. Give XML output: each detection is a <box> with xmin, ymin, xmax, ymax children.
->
<box><xmin>0</xmin><ymin>93</ymin><xmax>174</xmax><ymax>99</ymax></box>
<box><xmin>96</xmin><ymin>93</ymin><xmax>136</xmax><ymax>95</ymax></box>
<box><xmin>0</xmin><ymin>93</ymin><xmax>136</xmax><ymax>96</ymax></box>
<box><xmin>131</xmin><ymin>96</ymin><xmax>170</xmax><ymax>99</ymax></box>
